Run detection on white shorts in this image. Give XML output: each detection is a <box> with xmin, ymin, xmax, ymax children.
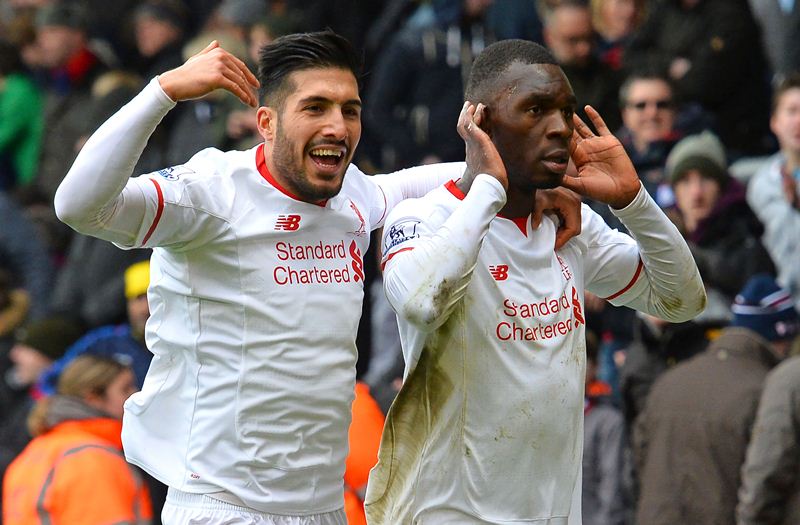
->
<box><xmin>162</xmin><ymin>488</ymin><xmax>347</xmax><ymax>525</ymax></box>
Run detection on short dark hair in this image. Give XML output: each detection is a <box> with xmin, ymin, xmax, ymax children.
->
<box><xmin>618</xmin><ymin>68</ymin><xmax>674</xmax><ymax>108</ymax></box>
<box><xmin>465</xmin><ymin>39</ymin><xmax>557</xmax><ymax>103</ymax></box>
<box><xmin>772</xmin><ymin>72</ymin><xmax>800</xmax><ymax>114</ymax></box>
<box><xmin>257</xmin><ymin>30</ymin><xmax>361</xmax><ymax>108</ymax></box>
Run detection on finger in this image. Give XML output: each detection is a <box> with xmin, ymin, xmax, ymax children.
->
<box><xmin>584</xmin><ymin>105</ymin><xmax>610</xmax><ymax>136</ymax></box>
<box><xmin>553</xmin><ymin>205</ymin><xmax>581</xmax><ymax>251</ymax></box>
<box><xmin>474</xmin><ymin>103</ymin><xmax>485</xmax><ymax>127</ymax></box>
<box><xmin>458</xmin><ymin>103</ymin><xmax>476</xmax><ymax>140</ymax></box>
<box><xmin>532</xmin><ymin>202</ymin><xmax>543</xmax><ymax>228</ymax></box>
<box><xmin>559</xmin><ymin>173</ymin><xmax>588</xmax><ymax>196</ymax></box>
<box><xmin>224</xmin><ymin>50</ymin><xmax>260</xmax><ymax>89</ymax></box>
<box><xmin>219</xmin><ymin>58</ymin><xmax>259</xmax><ymax>106</ymax></box>
<box><xmin>199</xmin><ymin>40</ymin><xmax>219</xmax><ymax>56</ymax></box>
<box><xmin>220</xmin><ymin>68</ymin><xmax>258</xmax><ymax>107</ymax></box>
<box><xmin>572</xmin><ymin>112</ymin><xmax>594</xmax><ymax>140</ymax></box>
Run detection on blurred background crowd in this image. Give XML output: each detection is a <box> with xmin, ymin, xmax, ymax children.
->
<box><xmin>0</xmin><ymin>0</ymin><xmax>799</xmax><ymax>523</ymax></box>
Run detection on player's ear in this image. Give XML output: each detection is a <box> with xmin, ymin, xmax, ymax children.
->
<box><xmin>257</xmin><ymin>106</ymin><xmax>277</xmax><ymax>142</ymax></box>
<box><xmin>479</xmin><ymin>106</ymin><xmax>493</xmax><ymax>138</ymax></box>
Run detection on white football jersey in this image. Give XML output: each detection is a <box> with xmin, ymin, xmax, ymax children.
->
<box><xmin>120</xmin><ymin>144</ymin><xmax>388</xmax><ymax>515</ymax></box>
<box><xmin>367</xmin><ymin>172</ymin><xmax>662</xmax><ymax>524</ymax></box>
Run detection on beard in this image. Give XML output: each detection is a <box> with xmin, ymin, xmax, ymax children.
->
<box><xmin>271</xmin><ymin>126</ymin><xmax>346</xmax><ymax>202</ymax></box>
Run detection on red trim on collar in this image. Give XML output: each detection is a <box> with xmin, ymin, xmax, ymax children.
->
<box><xmin>500</xmin><ymin>215</ymin><xmax>528</xmax><ymax>236</ymax></box>
<box><xmin>445</xmin><ymin>180</ymin><xmax>465</xmax><ymax>200</ymax></box>
<box><xmin>255</xmin><ymin>144</ymin><xmax>327</xmax><ymax>207</ymax></box>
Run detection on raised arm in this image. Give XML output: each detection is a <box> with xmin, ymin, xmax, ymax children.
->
<box><xmin>54</xmin><ymin>42</ymin><xmax>258</xmax><ymax>244</ymax></box>
<box><xmin>382</xmin><ymin>103</ymin><xmax>508</xmax><ymax>331</ymax></box>
<box><xmin>564</xmin><ymin>106</ymin><xmax>706</xmax><ymax>322</ymax></box>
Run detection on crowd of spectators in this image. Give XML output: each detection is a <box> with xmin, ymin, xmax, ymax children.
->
<box><xmin>1</xmin><ymin>0</ymin><xmax>799</xmax><ymax>523</ymax></box>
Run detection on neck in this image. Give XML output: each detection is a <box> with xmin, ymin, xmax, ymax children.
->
<box><xmin>784</xmin><ymin>149</ymin><xmax>800</xmax><ymax>173</ymax></box>
<box><xmin>500</xmin><ymin>188</ymin><xmax>536</xmax><ymax>218</ymax></box>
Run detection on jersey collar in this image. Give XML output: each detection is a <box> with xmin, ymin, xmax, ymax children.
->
<box><xmin>255</xmin><ymin>144</ymin><xmax>328</xmax><ymax>207</ymax></box>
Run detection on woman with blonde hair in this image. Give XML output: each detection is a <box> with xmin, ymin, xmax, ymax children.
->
<box><xmin>3</xmin><ymin>355</ymin><xmax>152</xmax><ymax>524</ymax></box>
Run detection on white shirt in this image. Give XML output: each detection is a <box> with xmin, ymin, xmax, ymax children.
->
<box><xmin>365</xmin><ymin>168</ymin><xmax>705</xmax><ymax>524</ymax></box>
<box><xmin>53</xmin><ymin>78</ymin><xmax>452</xmax><ymax>515</ymax></box>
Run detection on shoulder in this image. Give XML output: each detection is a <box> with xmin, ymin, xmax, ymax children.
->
<box><xmin>766</xmin><ymin>356</ymin><xmax>800</xmax><ymax>389</ymax></box>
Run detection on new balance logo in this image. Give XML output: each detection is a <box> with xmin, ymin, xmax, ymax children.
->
<box><xmin>489</xmin><ymin>265</ymin><xmax>509</xmax><ymax>281</ymax></box>
<box><xmin>275</xmin><ymin>214</ymin><xmax>301</xmax><ymax>231</ymax></box>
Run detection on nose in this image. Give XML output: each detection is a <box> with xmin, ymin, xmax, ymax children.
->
<box><xmin>546</xmin><ymin>109</ymin><xmax>573</xmax><ymax>139</ymax></box>
<box><xmin>322</xmin><ymin>109</ymin><xmax>348</xmax><ymax>140</ymax></box>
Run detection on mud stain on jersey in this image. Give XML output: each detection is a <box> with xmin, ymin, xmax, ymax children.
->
<box><xmin>365</xmin><ymin>309</ymin><xmax>462</xmax><ymax>522</ymax></box>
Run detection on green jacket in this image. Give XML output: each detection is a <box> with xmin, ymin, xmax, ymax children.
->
<box><xmin>0</xmin><ymin>73</ymin><xmax>43</xmax><ymax>186</ymax></box>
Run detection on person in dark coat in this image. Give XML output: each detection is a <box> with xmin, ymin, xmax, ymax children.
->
<box><xmin>364</xmin><ymin>0</ymin><xmax>494</xmax><ymax>171</ymax></box>
<box><xmin>634</xmin><ymin>274</ymin><xmax>800</xmax><ymax>525</ymax></box>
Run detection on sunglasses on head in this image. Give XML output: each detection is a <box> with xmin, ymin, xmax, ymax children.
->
<box><xmin>627</xmin><ymin>99</ymin><xmax>674</xmax><ymax>110</ymax></box>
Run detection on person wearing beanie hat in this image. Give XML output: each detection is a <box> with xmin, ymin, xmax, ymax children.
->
<box><xmin>10</xmin><ymin>317</ymin><xmax>84</xmax><ymax>386</ymax></box>
<box><xmin>634</xmin><ymin>274</ymin><xmax>797</xmax><ymax>525</ymax></box>
<box><xmin>731</xmin><ymin>273</ymin><xmax>800</xmax><ymax>350</ymax></box>
<box><xmin>666</xmin><ymin>131</ymin><xmax>775</xmax><ymax>323</ymax></box>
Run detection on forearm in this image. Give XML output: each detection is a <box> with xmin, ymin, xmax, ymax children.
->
<box><xmin>53</xmin><ymin>77</ymin><xmax>175</xmax><ymax>237</ymax></box>
<box><xmin>384</xmin><ymin>175</ymin><xmax>506</xmax><ymax>330</ymax></box>
<box><xmin>611</xmin><ymin>185</ymin><xmax>706</xmax><ymax>322</ymax></box>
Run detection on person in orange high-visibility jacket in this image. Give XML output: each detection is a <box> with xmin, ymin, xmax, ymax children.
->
<box><xmin>344</xmin><ymin>381</ymin><xmax>385</xmax><ymax>525</ymax></box>
<box><xmin>3</xmin><ymin>354</ymin><xmax>151</xmax><ymax>525</ymax></box>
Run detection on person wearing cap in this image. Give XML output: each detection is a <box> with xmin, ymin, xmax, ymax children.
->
<box><xmin>32</xmin><ymin>0</ymin><xmax>109</xmax><ymax>200</ymax></box>
<box><xmin>633</xmin><ymin>274</ymin><xmax>800</xmax><ymax>525</ymax></box>
<box><xmin>667</xmin><ymin>130</ymin><xmax>775</xmax><ymax>322</ymax></box>
<box><xmin>0</xmin><ymin>316</ymin><xmax>83</xmax><ymax>516</ymax></box>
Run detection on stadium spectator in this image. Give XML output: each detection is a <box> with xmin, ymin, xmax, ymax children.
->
<box><xmin>624</xmin><ymin>0</ymin><xmax>771</xmax><ymax>156</ymax></box>
<box><xmin>0</xmin><ymin>190</ymin><xmax>54</xmax><ymax>322</ymax></box>
<box><xmin>590</xmin><ymin>0</ymin><xmax>644</xmax><ymax>71</ymax></box>
<box><xmin>737</xmin><ymin>350</ymin><xmax>800</xmax><ymax>525</ymax></box>
<box><xmin>583</xmin><ymin>330</ymin><xmax>631</xmax><ymax>525</ymax></box>
<box><xmin>364</xmin><ymin>0</ymin><xmax>495</xmax><ymax>170</ymax></box>
<box><xmin>0</xmin><ymin>316</ymin><xmax>83</xmax><ymax>506</ymax></box>
<box><xmin>748</xmin><ymin>0</ymin><xmax>800</xmax><ymax>81</ymax></box>
<box><xmin>2</xmin><ymin>354</ymin><xmax>151</xmax><ymax>525</ymax></box>
<box><xmin>542</xmin><ymin>0</ymin><xmax>622</xmax><ymax>132</ymax></box>
<box><xmin>618</xmin><ymin>312</ymin><xmax>709</xmax><ymax>428</ymax></box>
<box><xmin>747</xmin><ymin>73</ymin><xmax>800</xmax><ymax>308</ymax></box>
<box><xmin>344</xmin><ymin>381</ymin><xmax>384</xmax><ymax>525</ymax></box>
<box><xmin>616</xmin><ymin>71</ymin><xmax>681</xmax><ymax>209</ymax></box>
<box><xmin>666</xmin><ymin>131</ymin><xmax>775</xmax><ymax>322</ymax></box>
<box><xmin>0</xmin><ymin>38</ymin><xmax>42</xmax><ymax>192</ymax></box>
<box><xmin>634</xmin><ymin>274</ymin><xmax>799</xmax><ymax>525</ymax></box>
<box><xmin>132</xmin><ymin>0</ymin><xmax>189</xmax><ymax>81</ymax></box>
<box><xmin>31</xmin><ymin>1</ymin><xmax>109</xmax><ymax>200</ymax></box>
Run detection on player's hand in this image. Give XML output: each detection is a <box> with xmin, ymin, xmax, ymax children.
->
<box><xmin>158</xmin><ymin>41</ymin><xmax>260</xmax><ymax>107</ymax></box>
<box><xmin>562</xmin><ymin>105</ymin><xmax>641</xmax><ymax>209</ymax></box>
<box><xmin>456</xmin><ymin>101</ymin><xmax>508</xmax><ymax>192</ymax></box>
<box><xmin>533</xmin><ymin>187</ymin><xmax>582</xmax><ymax>250</ymax></box>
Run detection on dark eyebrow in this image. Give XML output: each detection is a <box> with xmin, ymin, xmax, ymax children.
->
<box><xmin>297</xmin><ymin>96</ymin><xmax>362</xmax><ymax>108</ymax></box>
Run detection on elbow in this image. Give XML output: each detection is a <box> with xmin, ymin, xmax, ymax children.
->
<box><xmin>53</xmin><ymin>184</ymin><xmax>92</xmax><ymax>233</ymax></box>
<box><xmin>656</xmin><ymin>281</ymin><xmax>707</xmax><ymax>323</ymax></box>
<box><xmin>401</xmin><ymin>299</ymin><xmax>447</xmax><ymax>332</ymax></box>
